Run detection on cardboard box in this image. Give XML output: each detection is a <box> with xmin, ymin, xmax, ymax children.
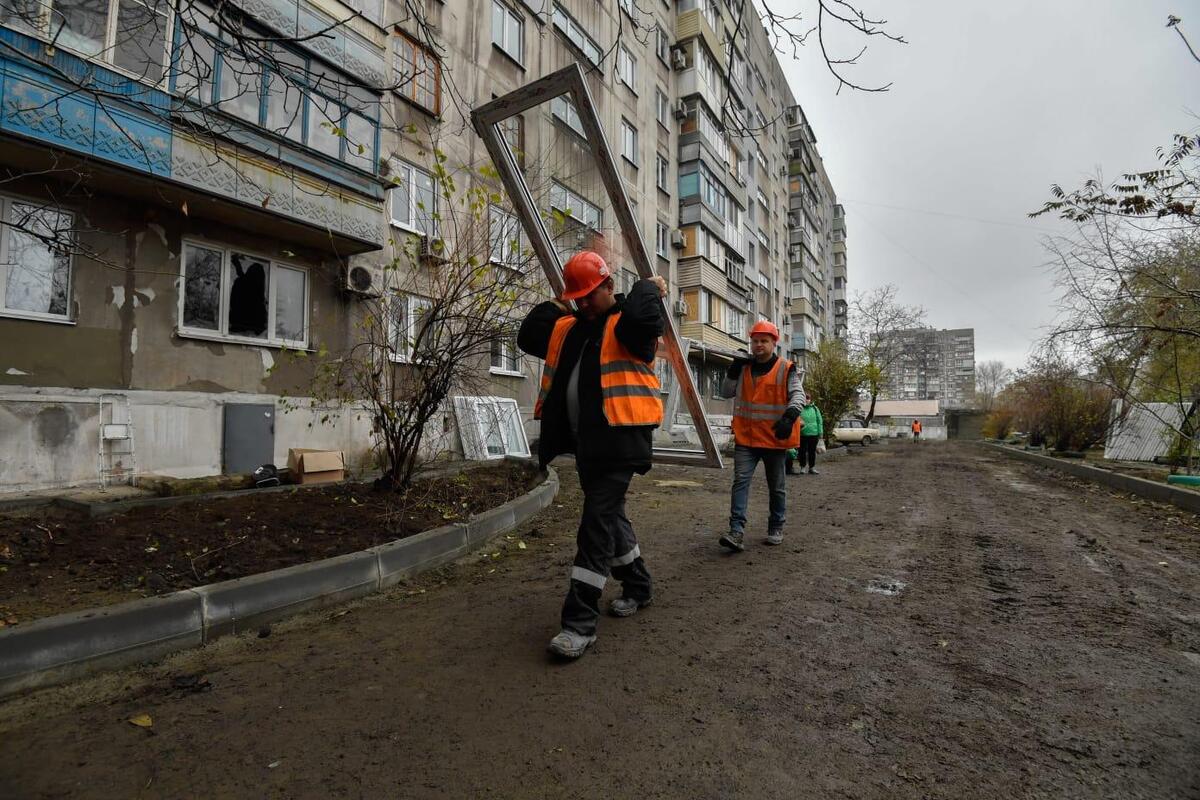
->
<box><xmin>287</xmin><ymin>448</ymin><xmax>345</xmax><ymax>485</ymax></box>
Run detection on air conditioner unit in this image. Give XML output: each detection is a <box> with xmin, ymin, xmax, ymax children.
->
<box><xmin>671</xmin><ymin>49</ymin><xmax>687</xmax><ymax>71</ymax></box>
<box><xmin>673</xmin><ymin>101</ymin><xmax>687</xmax><ymax>120</ymax></box>
<box><xmin>418</xmin><ymin>235</ymin><xmax>449</xmax><ymax>265</ymax></box>
<box><xmin>674</xmin><ymin>298</ymin><xmax>689</xmax><ymax>316</ymax></box>
<box><xmin>670</xmin><ymin>229</ymin><xmax>685</xmax><ymax>249</ymax></box>
<box><xmin>341</xmin><ymin>264</ymin><xmax>380</xmax><ymax>297</ymax></box>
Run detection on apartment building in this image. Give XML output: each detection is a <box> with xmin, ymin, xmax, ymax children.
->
<box><xmin>0</xmin><ymin>0</ymin><xmax>844</xmax><ymax>490</ymax></box>
<box><xmin>783</xmin><ymin>105</ymin><xmax>843</xmax><ymax>373</ymax></box>
<box><xmin>879</xmin><ymin>327</ymin><xmax>977</xmax><ymax>409</ymax></box>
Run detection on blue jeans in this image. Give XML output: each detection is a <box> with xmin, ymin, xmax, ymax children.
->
<box><xmin>729</xmin><ymin>445</ymin><xmax>787</xmax><ymax>534</ymax></box>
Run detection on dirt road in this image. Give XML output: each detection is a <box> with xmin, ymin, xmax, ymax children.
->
<box><xmin>2</xmin><ymin>442</ymin><xmax>1198</xmax><ymax>799</ymax></box>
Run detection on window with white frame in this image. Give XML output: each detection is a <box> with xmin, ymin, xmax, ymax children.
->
<box><xmin>655</xmin><ymin>87</ymin><xmax>669</xmax><ymax>128</ymax></box>
<box><xmin>552</xmin><ymin>3</ymin><xmax>600</xmax><ymax>66</ymax></box>
<box><xmin>655</xmin><ymin>221</ymin><xmax>669</xmax><ymax>258</ymax></box>
<box><xmin>489</xmin><ymin>205</ymin><xmax>522</xmax><ymax>267</ymax></box>
<box><xmin>491</xmin><ymin>0</ymin><xmax>524</xmax><ymax>63</ymax></box>
<box><xmin>656</xmin><ymin>25</ymin><xmax>670</xmax><ymax>63</ymax></box>
<box><xmin>655</xmin><ymin>153</ymin><xmax>669</xmax><ymax>192</ymax></box>
<box><xmin>0</xmin><ymin>199</ymin><xmax>73</xmax><ymax>321</ymax></box>
<box><xmin>389</xmin><ymin>292</ymin><xmax>434</xmax><ymax>361</ymax></box>
<box><xmin>620</xmin><ymin>119</ymin><xmax>638</xmax><ymax>166</ymax></box>
<box><xmin>490</xmin><ymin>337</ymin><xmax>521</xmax><ymax>373</ymax></box>
<box><xmin>179</xmin><ymin>243</ymin><xmax>308</xmax><ymax>346</ymax></box>
<box><xmin>549</xmin><ymin>181</ymin><xmax>602</xmax><ymax>230</ymax></box>
<box><xmin>616</xmin><ymin>45</ymin><xmax>637</xmax><ymax>92</ymax></box>
<box><xmin>389</xmin><ymin>161</ymin><xmax>438</xmax><ymax>236</ymax></box>
<box><xmin>453</xmin><ymin>395</ymin><xmax>530</xmax><ymax>459</ymax></box>
<box><xmin>550</xmin><ymin>95</ymin><xmax>586</xmax><ymax>138</ymax></box>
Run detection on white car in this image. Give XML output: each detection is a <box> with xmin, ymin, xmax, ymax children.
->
<box><xmin>832</xmin><ymin>418</ymin><xmax>880</xmax><ymax>446</ymax></box>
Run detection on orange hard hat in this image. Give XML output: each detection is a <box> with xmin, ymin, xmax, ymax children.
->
<box><xmin>561</xmin><ymin>250</ymin><xmax>612</xmax><ymax>300</ymax></box>
<box><xmin>749</xmin><ymin>320</ymin><xmax>780</xmax><ymax>341</ymax></box>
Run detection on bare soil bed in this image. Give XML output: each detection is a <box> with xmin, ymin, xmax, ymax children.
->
<box><xmin>0</xmin><ymin>461</ymin><xmax>539</xmax><ymax>624</ymax></box>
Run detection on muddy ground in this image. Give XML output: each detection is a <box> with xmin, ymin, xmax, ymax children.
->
<box><xmin>0</xmin><ymin>462</ymin><xmax>538</xmax><ymax>623</ymax></box>
<box><xmin>1</xmin><ymin>442</ymin><xmax>1197</xmax><ymax>799</ymax></box>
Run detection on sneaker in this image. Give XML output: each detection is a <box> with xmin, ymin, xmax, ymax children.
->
<box><xmin>610</xmin><ymin>596</ymin><xmax>652</xmax><ymax>617</ymax></box>
<box><xmin>719</xmin><ymin>530</ymin><xmax>745</xmax><ymax>552</ymax></box>
<box><xmin>547</xmin><ymin>629</ymin><xmax>596</xmax><ymax>659</ymax></box>
<box><xmin>765</xmin><ymin>530</ymin><xmax>784</xmax><ymax>546</ymax></box>
<box><xmin>808</xmin><ymin>468</ymin><xmax>819</xmax><ymax>475</ymax></box>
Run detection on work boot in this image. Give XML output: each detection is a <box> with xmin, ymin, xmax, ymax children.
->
<box><xmin>765</xmin><ymin>530</ymin><xmax>784</xmax><ymax>546</ymax></box>
<box><xmin>548</xmin><ymin>629</ymin><xmax>596</xmax><ymax>659</ymax></box>
<box><xmin>610</xmin><ymin>596</ymin><xmax>652</xmax><ymax>618</ymax></box>
<box><xmin>808</xmin><ymin>468</ymin><xmax>819</xmax><ymax>475</ymax></box>
<box><xmin>719</xmin><ymin>530</ymin><xmax>745</xmax><ymax>552</ymax></box>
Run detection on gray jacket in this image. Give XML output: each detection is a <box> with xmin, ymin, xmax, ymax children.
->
<box><xmin>719</xmin><ymin>357</ymin><xmax>806</xmax><ymax>415</ymax></box>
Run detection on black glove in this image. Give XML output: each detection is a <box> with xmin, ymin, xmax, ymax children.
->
<box><xmin>773</xmin><ymin>414</ymin><xmax>796</xmax><ymax>440</ymax></box>
<box><xmin>726</xmin><ymin>354</ymin><xmax>751</xmax><ymax>381</ymax></box>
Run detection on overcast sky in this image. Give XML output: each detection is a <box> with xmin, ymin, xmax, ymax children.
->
<box><xmin>774</xmin><ymin>0</ymin><xmax>1198</xmax><ymax>369</ymax></box>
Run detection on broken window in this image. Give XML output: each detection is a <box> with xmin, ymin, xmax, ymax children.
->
<box><xmin>389</xmin><ymin>292</ymin><xmax>434</xmax><ymax>362</ymax></box>
<box><xmin>179</xmin><ymin>242</ymin><xmax>308</xmax><ymax>346</ymax></box>
<box><xmin>0</xmin><ymin>200</ymin><xmax>72</xmax><ymax>321</ymax></box>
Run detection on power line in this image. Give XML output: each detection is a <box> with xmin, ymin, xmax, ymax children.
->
<box><xmin>843</xmin><ymin>198</ymin><xmax>1063</xmax><ymax>235</ymax></box>
<box><xmin>850</xmin><ymin>206</ymin><xmax>1043</xmax><ymax>342</ymax></box>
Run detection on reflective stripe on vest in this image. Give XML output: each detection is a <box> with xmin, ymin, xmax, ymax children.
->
<box><xmin>731</xmin><ymin>358</ymin><xmax>800</xmax><ymax>449</ymax></box>
<box><xmin>534</xmin><ymin>316</ymin><xmax>576</xmax><ymax>420</ymax></box>
<box><xmin>598</xmin><ymin>314</ymin><xmax>663</xmax><ymax>427</ymax></box>
<box><xmin>534</xmin><ymin>312</ymin><xmax>663</xmax><ymax>427</ymax></box>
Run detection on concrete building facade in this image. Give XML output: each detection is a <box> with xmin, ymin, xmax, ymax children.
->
<box><xmin>879</xmin><ymin>327</ymin><xmax>977</xmax><ymax>409</ymax></box>
<box><xmin>0</xmin><ymin>0</ymin><xmax>844</xmax><ymax>491</ymax></box>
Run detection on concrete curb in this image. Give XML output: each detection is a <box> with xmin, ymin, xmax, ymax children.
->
<box><xmin>0</xmin><ymin>467</ymin><xmax>559</xmax><ymax>699</ymax></box>
<box><xmin>986</xmin><ymin>444</ymin><xmax>1200</xmax><ymax>514</ymax></box>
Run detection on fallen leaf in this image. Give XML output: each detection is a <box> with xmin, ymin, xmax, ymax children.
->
<box><xmin>517</xmin><ymin>541</ymin><xmax>527</xmax><ymax>550</ymax></box>
<box><xmin>937</xmin><ymin>640</ymin><xmax>949</xmax><ymax>648</ymax></box>
<box><xmin>128</xmin><ymin>714</ymin><xmax>153</xmax><ymax>728</ymax></box>
<box><xmin>268</xmin><ymin>760</ymin><xmax>281</xmax><ymax>769</ymax></box>
<box><xmin>1158</xmin><ymin>561</ymin><xmax>1169</xmax><ymax>567</ymax></box>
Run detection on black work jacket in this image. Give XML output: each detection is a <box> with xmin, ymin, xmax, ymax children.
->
<box><xmin>517</xmin><ymin>279</ymin><xmax>665</xmax><ymax>473</ymax></box>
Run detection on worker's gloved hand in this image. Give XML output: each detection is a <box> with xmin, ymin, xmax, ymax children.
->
<box><xmin>773</xmin><ymin>407</ymin><xmax>801</xmax><ymax>439</ymax></box>
<box><xmin>726</xmin><ymin>352</ymin><xmax>751</xmax><ymax>380</ymax></box>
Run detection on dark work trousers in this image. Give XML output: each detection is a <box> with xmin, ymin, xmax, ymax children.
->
<box><xmin>799</xmin><ymin>435</ymin><xmax>820</xmax><ymax>470</ymax></box>
<box><xmin>561</xmin><ymin>462</ymin><xmax>653</xmax><ymax>636</ymax></box>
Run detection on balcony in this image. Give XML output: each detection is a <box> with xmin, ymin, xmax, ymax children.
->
<box><xmin>0</xmin><ymin>6</ymin><xmax>387</xmax><ymax>252</ymax></box>
<box><xmin>675</xmin><ymin>9</ymin><xmax>726</xmax><ymax>72</ymax></box>
<box><xmin>789</xmin><ymin>297</ymin><xmax>816</xmax><ymax>319</ymax></box>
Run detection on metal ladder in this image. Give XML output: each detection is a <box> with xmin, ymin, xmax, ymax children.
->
<box><xmin>98</xmin><ymin>393</ymin><xmax>137</xmax><ymax>487</ymax></box>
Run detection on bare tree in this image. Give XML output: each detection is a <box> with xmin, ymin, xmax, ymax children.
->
<box><xmin>847</xmin><ymin>284</ymin><xmax>926</xmax><ymax>425</ymax></box>
<box><xmin>975</xmin><ymin>360</ymin><xmax>1011</xmax><ymax>412</ymax></box>
<box><xmin>293</xmin><ymin>143</ymin><xmax>541</xmax><ymax>490</ymax></box>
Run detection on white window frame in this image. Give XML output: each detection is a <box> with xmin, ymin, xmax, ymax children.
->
<box><xmin>388</xmin><ymin>291</ymin><xmax>434</xmax><ymax>362</ymax></box>
<box><xmin>620</xmin><ymin>118</ymin><xmax>639</xmax><ymax>166</ymax></box>
<box><xmin>655</xmin><ymin>24</ymin><xmax>670</xmax><ymax>64</ymax></box>
<box><xmin>0</xmin><ymin>196</ymin><xmax>75</xmax><ymax>324</ymax></box>
<box><xmin>491</xmin><ymin>0</ymin><xmax>524</xmax><ymax>64</ymax></box>
<box><xmin>655</xmin><ymin>152</ymin><xmax>669</xmax><ymax>192</ymax></box>
<box><xmin>489</xmin><ymin>205</ymin><xmax>523</xmax><ymax>269</ymax></box>
<box><xmin>616</xmin><ymin>45</ymin><xmax>637</xmax><ymax>93</ymax></box>
<box><xmin>388</xmin><ymin>160</ymin><xmax>439</xmax><ymax>237</ymax></box>
<box><xmin>552</xmin><ymin>4</ymin><xmax>601</xmax><ymax>66</ymax></box>
<box><xmin>177</xmin><ymin>241</ymin><xmax>310</xmax><ymax>349</ymax></box>
<box><xmin>489</xmin><ymin>337</ymin><xmax>523</xmax><ymax>377</ymax></box>
<box><xmin>655</xmin><ymin>86</ymin><xmax>669</xmax><ymax>129</ymax></box>
<box><xmin>655</xmin><ymin>221</ymin><xmax>669</xmax><ymax>259</ymax></box>
<box><xmin>453</xmin><ymin>395</ymin><xmax>531</xmax><ymax>460</ymax></box>
<box><xmin>549</xmin><ymin>181</ymin><xmax>602</xmax><ymax>231</ymax></box>
<box><xmin>550</xmin><ymin>95</ymin><xmax>586</xmax><ymax>138</ymax></box>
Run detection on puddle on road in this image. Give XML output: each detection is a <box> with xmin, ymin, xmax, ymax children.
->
<box><xmin>866</xmin><ymin>578</ymin><xmax>906</xmax><ymax>596</ymax></box>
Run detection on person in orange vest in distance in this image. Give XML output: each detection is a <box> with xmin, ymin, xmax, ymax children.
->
<box><xmin>911</xmin><ymin>419</ymin><xmax>922</xmax><ymax>441</ymax></box>
<box><xmin>718</xmin><ymin>320</ymin><xmax>805</xmax><ymax>551</ymax></box>
<box><xmin>518</xmin><ymin>250</ymin><xmax>667</xmax><ymax>659</ymax></box>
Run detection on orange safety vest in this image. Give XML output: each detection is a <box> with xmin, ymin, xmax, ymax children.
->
<box><xmin>534</xmin><ymin>313</ymin><xmax>663</xmax><ymax>427</ymax></box>
<box><xmin>912</xmin><ymin>421</ymin><xmax>922</xmax><ymax>433</ymax></box>
<box><xmin>731</xmin><ymin>358</ymin><xmax>801</xmax><ymax>449</ymax></box>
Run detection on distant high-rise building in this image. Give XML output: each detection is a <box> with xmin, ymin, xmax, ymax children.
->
<box><xmin>879</xmin><ymin>328</ymin><xmax>976</xmax><ymax>409</ymax></box>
